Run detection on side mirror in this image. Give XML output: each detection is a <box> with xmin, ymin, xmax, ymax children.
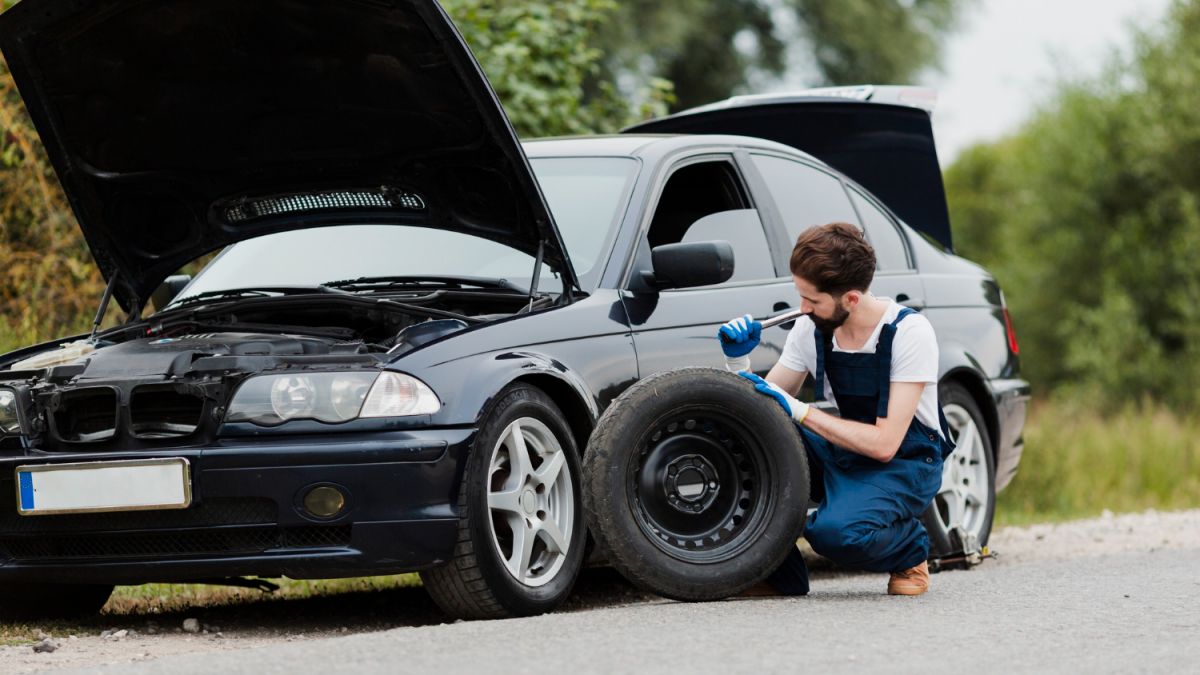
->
<box><xmin>150</xmin><ymin>274</ymin><xmax>192</xmax><ymax>310</ymax></box>
<box><xmin>644</xmin><ymin>241</ymin><xmax>734</xmax><ymax>290</ymax></box>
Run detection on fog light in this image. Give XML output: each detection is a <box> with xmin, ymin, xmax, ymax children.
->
<box><xmin>303</xmin><ymin>486</ymin><xmax>346</xmax><ymax>518</ymax></box>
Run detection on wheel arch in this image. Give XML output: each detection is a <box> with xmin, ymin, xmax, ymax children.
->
<box><xmin>510</xmin><ymin>373</ymin><xmax>596</xmax><ymax>454</ymax></box>
<box><xmin>939</xmin><ymin>367</ymin><xmax>999</xmax><ymax>457</ymax></box>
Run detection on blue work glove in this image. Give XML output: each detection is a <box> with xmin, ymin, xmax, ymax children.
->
<box><xmin>738</xmin><ymin>372</ymin><xmax>810</xmax><ymax>424</ymax></box>
<box><xmin>717</xmin><ymin>314</ymin><xmax>762</xmax><ymax>358</ymax></box>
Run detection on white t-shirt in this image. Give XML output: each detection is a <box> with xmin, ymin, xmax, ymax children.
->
<box><xmin>777</xmin><ymin>298</ymin><xmax>943</xmax><ymax>436</ymax></box>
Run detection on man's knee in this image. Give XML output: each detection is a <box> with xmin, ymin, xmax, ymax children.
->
<box><xmin>805</xmin><ymin>515</ymin><xmax>875</xmax><ymax>565</ymax></box>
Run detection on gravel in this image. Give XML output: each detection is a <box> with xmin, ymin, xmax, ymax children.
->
<box><xmin>3</xmin><ymin>509</ymin><xmax>1198</xmax><ymax>674</ymax></box>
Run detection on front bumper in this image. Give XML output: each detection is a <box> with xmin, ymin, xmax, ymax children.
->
<box><xmin>0</xmin><ymin>427</ymin><xmax>475</xmax><ymax>584</ymax></box>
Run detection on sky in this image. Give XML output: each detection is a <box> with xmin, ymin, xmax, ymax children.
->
<box><xmin>920</xmin><ymin>0</ymin><xmax>1174</xmax><ymax>162</ymax></box>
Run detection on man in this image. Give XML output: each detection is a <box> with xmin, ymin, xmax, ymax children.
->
<box><xmin>718</xmin><ymin>222</ymin><xmax>954</xmax><ymax>596</ymax></box>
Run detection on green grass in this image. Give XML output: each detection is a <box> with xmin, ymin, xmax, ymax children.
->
<box><xmin>995</xmin><ymin>399</ymin><xmax>1200</xmax><ymax>525</ymax></box>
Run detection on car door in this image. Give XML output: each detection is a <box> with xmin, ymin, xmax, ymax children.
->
<box><xmin>620</xmin><ymin>153</ymin><xmax>794</xmax><ymax>377</ymax></box>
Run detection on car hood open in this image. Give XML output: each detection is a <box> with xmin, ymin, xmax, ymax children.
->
<box><xmin>625</xmin><ymin>90</ymin><xmax>954</xmax><ymax>251</ymax></box>
<box><xmin>0</xmin><ymin>0</ymin><xmax>577</xmax><ymax>310</ymax></box>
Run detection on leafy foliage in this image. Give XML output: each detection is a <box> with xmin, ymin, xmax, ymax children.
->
<box><xmin>945</xmin><ymin>0</ymin><xmax>1200</xmax><ymax>409</ymax></box>
<box><xmin>599</xmin><ymin>0</ymin><xmax>970</xmax><ymax>110</ymax></box>
<box><xmin>444</xmin><ymin>0</ymin><xmax>673</xmax><ymax>136</ymax></box>
<box><xmin>1</xmin><ymin>54</ymin><xmax>105</xmax><ymax>348</ymax></box>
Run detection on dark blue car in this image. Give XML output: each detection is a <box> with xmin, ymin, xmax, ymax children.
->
<box><xmin>0</xmin><ymin>0</ymin><xmax>1027</xmax><ymax>620</ymax></box>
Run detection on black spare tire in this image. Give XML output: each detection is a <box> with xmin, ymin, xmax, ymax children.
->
<box><xmin>582</xmin><ymin>368</ymin><xmax>810</xmax><ymax>600</ymax></box>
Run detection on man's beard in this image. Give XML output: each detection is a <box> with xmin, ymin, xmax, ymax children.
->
<box><xmin>810</xmin><ymin>304</ymin><xmax>850</xmax><ymax>334</ymax></box>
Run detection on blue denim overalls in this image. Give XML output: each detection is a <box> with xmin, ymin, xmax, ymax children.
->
<box><xmin>767</xmin><ymin>308</ymin><xmax>955</xmax><ymax>593</ymax></box>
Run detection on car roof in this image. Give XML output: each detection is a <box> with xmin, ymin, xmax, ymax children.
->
<box><xmin>522</xmin><ymin>133</ymin><xmax>820</xmax><ymax>163</ymax></box>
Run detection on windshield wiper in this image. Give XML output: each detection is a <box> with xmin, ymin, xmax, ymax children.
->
<box><xmin>323</xmin><ymin>275</ymin><xmax>527</xmax><ymax>293</ymax></box>
<box><xmin>170</xmin><ymin>285</ymin><xmax>345</xmax><ymax>308</ymax></box>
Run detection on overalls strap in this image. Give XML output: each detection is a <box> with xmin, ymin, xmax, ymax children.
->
<box><xmin>874</xmin><ymin>307</ymin><xmax>917</xmax><ymax>418</ymax></box>
<box><xmin>812</xmin><ymin>328</ymin><xmax>832</xmax><ymax>402</ymax></box>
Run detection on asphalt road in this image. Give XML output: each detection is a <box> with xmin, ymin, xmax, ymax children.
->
<box><xmin>55</xmin><ymin>544</ymin><xmax>1200</xmax><ymax>675</ymax></box>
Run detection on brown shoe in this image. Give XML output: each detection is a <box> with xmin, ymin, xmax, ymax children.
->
<box><xmin>887</xmin><ymin>561</ymin><xmax>930</xmax><ymax>596</ymax></box>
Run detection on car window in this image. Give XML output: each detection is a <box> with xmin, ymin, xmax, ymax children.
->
<box><xmin>848</xmin><ymin>188</ymin><xmax>911</xmax><ymax>270</ymax></box>
<box><xmin>681</xmin><ymin>209</ymin><xmax>774</xmax><ymax>283</ymax></box>
<box><xmin>642</xmin><ymin>159</ymin><xmax>774</xmax><ymax>284</ymax></box>
<box><xmin>750</xmin><ymin>154</ymin><xmax>858</xmax><ymax>244</ymax></box>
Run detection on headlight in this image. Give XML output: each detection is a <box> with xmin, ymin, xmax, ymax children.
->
<box><xmin>226</xmin><ymin>371</ymin><xmax>439</xmax><ymax>426</ymax></box>
<box><xmin>0</xmin><ymin>389</ymin><xmax>20</xmax><ymax>435</ymax></box>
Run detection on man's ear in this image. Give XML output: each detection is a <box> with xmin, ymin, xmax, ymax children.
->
<box><xmin>842</xmin><ymin>290</ymin><xmax>863</xmax><ymax>310</ymax></box>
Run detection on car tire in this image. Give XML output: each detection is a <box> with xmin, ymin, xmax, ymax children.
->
<box><xmin>421</xmin><ymin>383</ymin><xmax>585</xmax><ymax>619</ymax></box>
<box><xmin>582</xmin><ymin>368</ymin><xmax>809</xmax><ymax>601</ymax></box>
<box><xmin>0</xmin><ymin>583</ymin><xmax>113</xmax><ymax>620</ymax></box>
<box><xmin>922</xmin><ymin>382</ymin><xmax>997</xmax><ymax>559</ymax></box>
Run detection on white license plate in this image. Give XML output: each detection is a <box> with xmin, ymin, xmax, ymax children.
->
<box><xmin>16</xmin><ymin>458</ymin><xmax>192</xmax><ymax>516</ymax></box>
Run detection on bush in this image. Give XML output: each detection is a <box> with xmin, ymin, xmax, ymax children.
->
<box><xmin>945</xmin><ymin>0</ymin><xmax>1200</xmax><ymax>411</ymax></box>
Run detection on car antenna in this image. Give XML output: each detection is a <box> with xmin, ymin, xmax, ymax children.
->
<box><xmin>89</xmin><ymin>271</ymin><xmax>120</xmax><ymax>344</ymax></box>
<box><xmin>527</xmin><ymin>240</ymin><xmax>545</xmax><ymax>313</ymax></box>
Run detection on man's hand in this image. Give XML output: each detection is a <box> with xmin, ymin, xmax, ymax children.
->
<box><xmin>718</xmin><ymin>314</ymin><xmax>761</xmax><ymax>358</ymax></box>
<box><xmin>738</xmin><ymin>372</ymin><xmax>810</xmax><ymax>424</ymax></box>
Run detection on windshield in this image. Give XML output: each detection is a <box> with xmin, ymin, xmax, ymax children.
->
<box><xmin>170</xmin><ymin>157</ymin><xmax>637</xmax><ymax>306</ymax></box>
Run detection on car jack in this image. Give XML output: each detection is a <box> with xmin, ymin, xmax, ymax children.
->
<box><xmin>928</xmin><ymin>527</ymin><xmax>996</xmax><ymax>573</ymax></box>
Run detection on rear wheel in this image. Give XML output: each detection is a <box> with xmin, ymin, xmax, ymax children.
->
<box><xmin>0</xmin><ymin>583</ymin><xmax>113</xmax><ymax>620</ymax></box>
<box><xmin>583</xmin><ymin>368</ymin><xmax>809</xmax><ymax>600</ymax></box>
<box><xmin>421</xmin><ymin>384</ymin><xmax>585</xmax><ymax>619</ymax></box>
<box><xmin>922</xmin><ymin>382</ymin><xmax>996</xmax><ymax>559</ymax></box>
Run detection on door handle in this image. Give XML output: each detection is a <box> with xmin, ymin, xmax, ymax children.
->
<box><xmin>896</xmin><ymin>293</ymin><xmax>925</xmax><ymax>310</ymax></box>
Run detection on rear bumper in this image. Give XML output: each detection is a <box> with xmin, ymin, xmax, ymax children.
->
<box><xmin>989</xmin><ymin>378</ymin><xmax>1030</xmax><ymax>492</ymax></box>
<box><xmin>0</xmin><ymin>427</ymin><xmax>475</xmax><ymax>584</ymax></box>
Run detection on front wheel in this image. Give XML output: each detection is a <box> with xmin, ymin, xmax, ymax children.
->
<box><xmin>421</xmin><ymin>384</ymin><xmax>585</xmax><ymax>619</ymax></box>
<box><xmin>922</xmin><ymin>382</ymin><xmax>996</xmax><ymax>559</ymax></box>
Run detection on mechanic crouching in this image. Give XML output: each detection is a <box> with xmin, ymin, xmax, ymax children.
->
<box><xmin>719</xmin><ymin>222</ymin><xmax>955</xmax><ymax>596</ymax></box>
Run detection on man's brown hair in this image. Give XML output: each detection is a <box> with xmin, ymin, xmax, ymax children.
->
<box><xmin>789</xmin><ymin>222</ymin><xmax>876</xmax><ymax>296</ymax></box>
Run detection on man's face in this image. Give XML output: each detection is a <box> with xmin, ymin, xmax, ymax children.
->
<box><xmin>793</xmin><ymin>276</ymin><xmax>855</xmax><ymax>333</ymax></box>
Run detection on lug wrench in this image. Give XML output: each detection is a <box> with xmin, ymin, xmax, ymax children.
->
<box><xmin>759</xmin><ymin>308</ymin><xmax>808</xmax><ymax>329</ymax></box>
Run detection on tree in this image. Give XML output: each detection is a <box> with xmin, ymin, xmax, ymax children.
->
<box><xmin>944</xmin><ymin>0</ymin><xmax>1200</xmax><ymax>409</ymax></box>
<box><xmin>599</xmin><ymin>0</ymin><xmax>970</xmax><ymax>111</ymax></box>
<box><xmin>443</xmin><ymin>0</ymin><xmax>671</xmax><ymax>136</ymax></box>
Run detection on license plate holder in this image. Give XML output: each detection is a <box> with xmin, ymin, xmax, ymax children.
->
<box><xmin>16</xmin><ymin>458</ymin><xmax>192</xmax><ymax>516</ymax></box>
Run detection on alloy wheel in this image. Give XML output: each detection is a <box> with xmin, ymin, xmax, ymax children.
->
<box><xmin>485</xmin><ymin>417</ymin><xmax>574</xmax><ymax>587</ymax></box>
<box><xmin>931</xmin><ymin>403</ymin><xmax>991</xmax><ymax>540</ymax></box>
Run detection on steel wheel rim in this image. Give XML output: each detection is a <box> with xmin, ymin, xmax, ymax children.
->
<box><xmin>932</xmin><ymin>403</ymin><xmax>990</xmax><ymax>540</ymax></box>
<box><xmin>486</xmin><ymin>417</ymin><xmax>574</xmax><ymax>587</ymax></box>
<box><xmin>628</xmin><ymin>408</ymin><xmax>774</xmax><ymax>563</ymax></box>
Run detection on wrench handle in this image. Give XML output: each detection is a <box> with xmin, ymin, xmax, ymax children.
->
<box><xmin>759</xmin><ymin>308</ymin><xmax>807</xmax><ymax>329</ymax></box>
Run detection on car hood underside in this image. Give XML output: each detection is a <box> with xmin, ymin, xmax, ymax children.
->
<box><xmin>0</xmin><ymin>0</ymin><xmax>576</xmax><ymax>310</ymax></box>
